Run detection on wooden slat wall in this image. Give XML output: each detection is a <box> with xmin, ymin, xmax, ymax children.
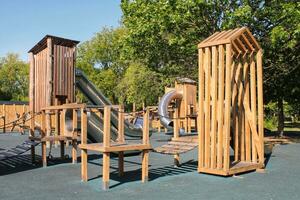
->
<box><xmin>198</xmin><ymin>31</ymin><xmax>264</xmax><ymax>174</ymax></box>
<box><xmin>53</xmin><ymin>44</ymin><xmax>74</xmax><ymax>102</ymax></box>
<box><xmin>33</xmin><ymin>47</ymin><xmax>48</xmax><ymax>112</ymax></box>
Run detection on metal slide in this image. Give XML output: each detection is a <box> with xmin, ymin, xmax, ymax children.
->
<box><xmin>75</xmin><ymin>69</ymin><xmax>143</xmax><ymax>142</ymax></box>
<box><xmin>158</xmin><ymin>90</ymin><xmax>183</xmax><ymax>129</ymax></box>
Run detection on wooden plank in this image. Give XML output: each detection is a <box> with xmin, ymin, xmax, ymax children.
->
<box><xmin>211</xmin><ymin>46</ymin><xmax>218</xmax><ymax>169</ymax></box>
<box><xmin>72</xmin><ymin>109</ymin><xmax>78</xmax><ymax>164</ymax></box>
<box><xmin>29</xmin><ymin>52</ymin><xmax>35</xmax><ymax>137</ymax></box>
<box><xmin>173</xmin><ymin>107</ymin><xmax>179</xmax><ymax>139</ymax></box>
<box><xmin>103</xmin><ymin>106</ymin><xmax>111</xmax><ymax>147</ymax></box>
<box><xmin>81</xmin><ymin>107</ymin><xmax>88</xmax><ymax>182</ymax></box>
<box><xmin>118</xmin><ymin>105</ymin><xmax>125</xmax><ymax>143</ymax></box>
<box><xmin>81</xmin><ymin>149</ymin><xmax>88</xmax><ymax>181</ymax></box>
<box><xmin>217</xmin><ymin>45</ymin><xmax>225</xmax><ymax>169</ymax></box>
<box><xmin>243</xmin><ymin>102</ymin><xmax>262</xmax><ymax>154</ymax></box>
<box><xmin>198</xmin><ymin>48</ymin><xmax>205</xmax><ymax>170</ymax></box>
<box><xmin>142</xmin><ymin>150</ymin><xmax>149</xmax><ymax>182</ymax></box>
<box><xmin>204</xmin><ymin>47</ymin><xmax>211</xmax><ymax>168</ymax></box>
<box><xmin>250</xmin><ymin>55</ymin><xmax>257</xmax><ymax>163</ymax></box>
<box><xmin>232</xmin><ymin>62</ymin><xmax>241</xmax><ymax>161</ymax></box>
<box><xmin>256</xmin><ymin>50</ymin><xmax>264</xmax><ymax>165</ymax></box>
<box><xmin>41</xmin><ymin>111</ymin><xmax>47</xmax><ymax>167</ymax></box>
<box><xmin>198</xmin><ymin>39</ymin><xmax>231</xmax><ymax>48</ymax></box>
<box><xmin>223</xmin><ymin>44</ymin><xmax>232</xmax><ymax>172</ymax></box>
<box><xmin>46</xmin><ymin>38</ymin><xmax>53</xmax><ymax>148</ymax></box>
<box><xmin>244</xmin><ymin>62</ymin><xmax>250</xmax><ymax>161</ymax></box>
<box><xmin>143</xmin><ymin>107</ymin><xmax>150</xmax><ymax>145</ymax></box>
<box><xmin>102</xmin><ymin>152</ymin><xmax>110</xmax><ymax>190</ymax></box>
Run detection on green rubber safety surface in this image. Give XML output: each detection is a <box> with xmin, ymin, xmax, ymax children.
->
<box><xmin>0</xmin><ymin>132</ymin><xmax>300</xmax><ymax>200</ymax></box>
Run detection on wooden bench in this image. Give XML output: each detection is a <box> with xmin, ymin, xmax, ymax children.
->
<box><xmin>79</xmin><ymin>105</ymin><xmax>151</xmax><ymax>190</ymax></box>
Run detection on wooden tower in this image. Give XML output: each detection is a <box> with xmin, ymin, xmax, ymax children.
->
<box><xmin>175</xmin><ymin>78</ymin><xmax>197</xmax><ymax>133</ymax></box>
<box><xmin>28</xmin><ymin>35</ymin><xmax>79</xmax><ymax>144</ymax></box>
<box><xmin>197</xmin><ymin>27</ymin><xmax>264</xmax><ymax>176</ymax></box>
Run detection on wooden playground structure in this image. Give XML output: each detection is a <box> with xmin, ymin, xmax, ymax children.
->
<box><xmin>78</xmin><ymin>105</ymin><xmax>151</xmax><ymax>190</ymax></box>
<box><xmin>0</xmin><ymin>26</ymin><xmax>265</xmax><ymax>190</ymax></box>
<box><xmin>28</xmin><ymin>35</ymin><xmax>79</xmax><ymax>163</ymax></box>
<box><xmin>197</xmin><ymin>27</ymin><xmax>264</xmax><ymax>175</ymax></box>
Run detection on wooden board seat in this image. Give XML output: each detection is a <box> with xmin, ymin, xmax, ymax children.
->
<box><xmin>153</xmin><ymin>140</ymin><xmax>197</xmax><ymax>155</ymax></box>
<box><xmin>78</xmin><ymin>142</ymin><xmax>152</xmax><ymax>153</ymax></box>
<box><xmin>29</xmin><ymin>135</ymin><xmax>77</xmax><ymax>142</ymax></box>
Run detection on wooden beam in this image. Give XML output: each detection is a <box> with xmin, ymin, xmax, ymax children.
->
<box><xmin>81</xmin><ymin>108</ymin><xmax>88</xmax><ymax>182</ymax></box>
<box><xmin>250</xmin><ymin>55</ymin><xmax>257</xmax><ymax>163</ymax></box>
<box><xmin>118</xmin><ymin>105</ymin><xmax>125</xmax><ymax>143</ymax></box>
<box><xmin>142</xmin><ymin>150</ymin><xmax>149</xmax><ymax>183</ymax></box>
<box><xmin>103</xmin><ymin>106</ymin><xmax>111</xmax><ymax>147</ymax></box>
<box><xmin>143</xmin><ymin>107</ymin><xmax>150</xmax><ymax>145</ymax></box>
<box><xmin>217</xmin><ymin>45</ymin><xmax>225</xmax><ymax>169</ymax></box>
<box><xmin>102</xmin><ymin>152</ymin><xmax>110</xmax><ymax>190</ymax></box>
<box><xmin>224</xmin><ymin>44</ymin><xmax>232</xmax><ymax>172</ymax></box>
<box><xmin>256</xmin><ymin>50</ymin><xmax>264</xmax><ymax>165</ymax></box>
<box><xmin>198</xmin><ymin>48</ymin><xmax>205</xmax><ymax>170</ymax></box>
<box><xmin>211</xmin><ymin>46</ymin><xmax>218</xmax><ymax>169</ymax></box>
<box><xmin>46</xmin><ymin>38</ymin><xmax>53</xmax><ymax>148</ymax></box>
<box><xmin>204</xmin><ymin>47</ymin><xmax>211</xmax><ymax>168</ymax></box>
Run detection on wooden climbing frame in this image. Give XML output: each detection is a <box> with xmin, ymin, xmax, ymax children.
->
<box><xmin>197</xmin><ymin>27</ymin><xmax>264</xmax><ymax>176</ymax></box>
<box><xmin>78</xmin><ymin>105</ymin><xmax>151</xmax><ymax>190</ymax></box>
<box><xmin>30</xmin><ymin>103</ymin><xmax>81</xmax><ymax>167</ymax></box>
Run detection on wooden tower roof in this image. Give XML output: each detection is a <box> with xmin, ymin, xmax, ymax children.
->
<box><xmin>28</xmin><ymin>35</ymin><xmax>79</xmax><ymax>54</ymax></box>
<box><xmin>198</xmin><ymin>27</ymin><xmax>261</xmax><ymax>56</ymax></box>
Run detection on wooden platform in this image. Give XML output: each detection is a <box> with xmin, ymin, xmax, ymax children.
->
<box><xmin>199</xmin><ymin>162</ymin><xmax>264</xmax><ymax>176</ymax></box>
<box><xmin>79</xmin><ymin>142</ymin><xmax>151</xmax><ymax>152</ymax></box>
<box><xmin>29</xmin><ymin>135</ymin><xmax>77</xmax><ymax>142</ymax></box>
<box><xmin>153</xmin><ymin>140</ymin><xmax>198</xmax><ymax>155</ymax></box>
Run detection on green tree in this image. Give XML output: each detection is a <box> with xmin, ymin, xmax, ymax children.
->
<box><xmin>77</xmin><ymin>27</ymin><xmax>129</xmax><ymax>75</ymax></box>
<box><xmin>223</xmin><ymin>1</ymin><xmax>300</xmax><ymax>136</ymax></box>
<box><xmin>121</xmin><ymin>0</ymin><xmax>300</xmax><ymax>135</ymax></box>
<box><xmin>116</xmin><ymin>62</ymin><xmax>163</xmax><ymax>108</ymax></box>
<box><xmin>0</xmin><ymin>53</ymin><xmax>29</xmax><ymax>101</ymax></box>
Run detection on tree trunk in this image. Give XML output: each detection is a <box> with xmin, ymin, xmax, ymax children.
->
<box><xmin>277</xmin><ymin>98</ymin><xmax>284</xmax><ymax>137</ymax></box>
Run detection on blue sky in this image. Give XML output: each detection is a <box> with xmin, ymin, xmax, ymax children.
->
<box><xmin>0</xmin><ymin>0</ymin><xmax>122</xmax><ymax>61</ymax></box>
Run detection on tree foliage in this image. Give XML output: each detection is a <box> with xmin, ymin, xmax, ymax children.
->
<box><xmin>116</xmin><ymin>62</ymin><xmax>163</xmax><ymax>108</ymax></box>
<box><xmin>0</xmin><ymin>53</ymin><xmax>29</xmax><ymax>101</ymax></box>
<box><xmin>121</xmin><ymin>0</ymin><xmax>300</xmax><ymax>133</ymax></box>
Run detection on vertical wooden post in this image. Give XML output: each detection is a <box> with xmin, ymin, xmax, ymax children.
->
<box><xmin>72</xmin><ymin>109</ymin><xmax>78</xmax><ymax>164</ymax></box>
<box><xmin>81</xmin><ymin>108</ymin><xmax>88</xmax><ymax>182</ymax></box>
<box><xmin>204</xmin><ymin>47</ymin><xmax>211</xmax><ymax>168</ymax></box>
<box><xmin>244</xmin><ymin>62</ymin><xmax>250</xmax><ymax>162</ymax></box>
<box><xmin>211</xmin><ymin>46</ymin><xmax>218</xmax><ymax>169</ymax></box>
<box><xmin>223</xmin><ymin>44</ymin><xmax>232</xmax><ymax>172</ymax></box>
<box><xmin>60</xmin><ymin>109</ymin><xmax>65</xmax><ymax>159</ymax></box>
<box><xmin>142</xmin><ymin>107</ymin><xmax>149</xmax><ymax>182</ymax></box>
<box><xmin>2</xmin><ymin>104</ymin><xmax>5</xmax><ymax>133</ymax></box>
<box><xmin>118</xmin><ymin>105</ymin><xmax>125</xmax><ymax>177</ymax></box>
<box><xmin>187</xmin><ymin>104</ymin><xmax>192</xmax><ymax>133</ymax></box>
<box><xmin>256</xmin><ymin>50</ymin><xmax>264</xmax><ymax>165</ymax></box>
<box><xmin>46</xmin><ymin>37</ymin><xmax>53</xmax><ymax>148</ymax></box>
<box><xmin>103</xmin><ymin>106</ymin><xmax>111</xmax><ymax>190</ymax></box>
<box><xmin>173</xmin><ymin>104</ymin><xmax>180</xmax><ymax>167</ymax></box>
<box><xmin>198</xmin><ymin>48</ymin><xmax>205</xmax><ymax>171</ymax></box>
<box><xmin>54</xmin><ymin>99</ymin><xmax>59</xmax><ymax>148</ymax></box>
<box><xmin>250</xmin><ymin>54</ymin><xmax>257</xmax><ymax>163</ymax></box>
<box><xmin>217</xmin><ymin>45</ymin><xmax>224</xmax><ymax>169</ymax></box>
<box><xmin>41</xmin><ymin>111</ymin><xmax>47</xmax><ymax>167</ymax></box>
<box><xmin>29</xmin><ymin>52</ymin><xmax>35</xmax><ymax>162</ymax></box>
<box><xmin>173</xmin><ymin>106</ymin><xmax>179</xmax><ymax>139</ymax></box>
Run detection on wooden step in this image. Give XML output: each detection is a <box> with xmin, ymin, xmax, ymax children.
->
<box><xmin>153</xmin><ymin>141</ymin><xmax>198</xmax><ymax>155</ymax></box>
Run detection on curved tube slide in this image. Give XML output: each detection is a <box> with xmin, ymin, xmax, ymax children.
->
<box><xmin>158</xmin><ymin>90</ymin><xmax>183</xmax><ymax>129</ymax></box>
